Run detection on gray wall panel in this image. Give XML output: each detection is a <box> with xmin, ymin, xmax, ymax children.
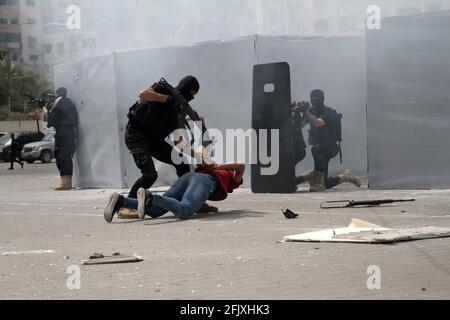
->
<box><xmin>55</xmin><ymin>35</ymin><xmax>371</xmax><ymax>189</ymax></box>
<box><xmin>367</xmin><ymin>11</ymin><xmax>450</xmax><ymax>189</ymax></box>
<box><xmin>54</xmin><ymin>54</ymin><xmax>122</xmax><ymax>188</ymax></box>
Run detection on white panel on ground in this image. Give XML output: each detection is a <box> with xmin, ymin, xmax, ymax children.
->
<box><xmin>284</xmin><ymin>219</ymin><xmax>450</xmax><ymax>244</ymax></box>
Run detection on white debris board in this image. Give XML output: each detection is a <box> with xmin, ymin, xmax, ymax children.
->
<box><xmin>284</xmin><ymin>219</ymin><xmax>450</xmax><ymax>244</ymax></box>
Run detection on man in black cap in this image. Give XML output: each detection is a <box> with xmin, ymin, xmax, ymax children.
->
<box><xmin>124</xmin><ymin>76</ymin><xmax>217</xmax><ymax>213</ymax></box>
<box><xmin>295</xmin><ymin>89</ymin><xmax>361</xmax><ymax>192</ymax></box>
<box><xmin>44</xmin><ymin>87</ymin><xmax>79</xmax><ymax>191</ymax></box>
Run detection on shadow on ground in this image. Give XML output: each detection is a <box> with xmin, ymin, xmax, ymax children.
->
<box><xmin>113</xmin><ymin>209</ymin><xmax>269</xmax><ymax>225</ymax></box>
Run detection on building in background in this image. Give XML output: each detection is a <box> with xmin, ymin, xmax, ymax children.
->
<box><xmin>40</xmin><ymin>0</ymin><xmax>84</xmax><ymax>78</ymax></box>
<box><xmin>1</xmin><ymin>0</ymin><xmax>43</xmax><ymax>72</ymax></box>
<box><xmin>0</xmin><ymin>0</ymin><xmax>83</xmax><ymax>77</ymax></box>
<box><xmin>1</xmin><ymin>0</ymin><xmax>449</xmax><ymax>79</ymax></box>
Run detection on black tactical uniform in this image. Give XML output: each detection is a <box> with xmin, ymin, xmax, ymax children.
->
<box><xmin>9</xmin><ymin>134</ymin><xmax>23</xmax><ymax>170</ymax></box>
<box><xmin>125</xmin><ymin>76</ymin><xmax>200</xmax><ymax>199</ymax></box>
<box><xmin>47</xmin><ymin>89</ymin><xmax>79</xmax><ymax>178</ymax></box>
<box><xmin>308</xmin><ymin>91</ymin><xmax>341</xmax><ymax>190</ymax></box>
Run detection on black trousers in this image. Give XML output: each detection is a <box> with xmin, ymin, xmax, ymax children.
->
<box><xmin>127</xmin><ymin>138</ymin><xmax>190</xmax><ymax>199</ymax></box>
<box><xmin>9</xmin><ymin>152</ymin><xmax>22</xmax><ymax>169</ymax></box>
<box><xmin>311</xmin><ymin>143</ymin><xmax>340</xmax><ymax>189</ymax></box>
<box><xmin>55</xmin><ymin>148</ymin><xmax>74</xmax><ymax>176</ymax></box>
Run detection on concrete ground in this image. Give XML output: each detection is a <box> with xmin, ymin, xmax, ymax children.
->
<box><xmin>1</xmin><ymin>162</ymin><xmax>450</xmax><ymax>300</ymax></box>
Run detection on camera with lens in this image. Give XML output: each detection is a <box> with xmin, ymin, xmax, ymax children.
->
<box><xmin>292</xmin><ymin>101</ymin><xmax>311</xmax><ymax>113</ymax></box>
<box><xmin>38</xmin><ymin>93</ymin><xmax>58</xmax><ymax>108</ymax></box>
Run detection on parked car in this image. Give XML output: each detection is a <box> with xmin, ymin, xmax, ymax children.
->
<box><xmin>0</xmin><ymin>131</ymin><xmax>45</xmax><ymax>162</ymax></box>
<box><xmin>21</xmin><ymin>132</ymin><xmax>56</xmax><ymax>164</ymax></box>
<box><xmin>0</xmin><ymin>132</ymin><xmax>7</xmax><ymax>138</ymax></box>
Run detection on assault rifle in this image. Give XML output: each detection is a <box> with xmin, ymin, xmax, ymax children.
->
<box><xmin>321</xmin><ymin>199</ymin><xmax>416</xmax><ymax>209</ymax></box>
<box><xmin>159</xmin><ymin>78</ymin><xmax>213</xmax><ymax>147</ymax></box>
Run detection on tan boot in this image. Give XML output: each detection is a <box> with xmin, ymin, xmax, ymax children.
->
<box><xmin>197</xmin><ymin>202</ymin><xmax>219</xmax><ymax>213</ymax></box>
<box><xmin>338</xmin><ymin>170</ymin><xmax>362</xmax><ymax>187</ymax></box>
<box><xmin>309</xmin><ymin>172</ymin><xmax>326</xmax><ymax>192</ymax></box>
<box><xmin>54</xmin><ymin>176</ymin><xmax>72</xmax><ymax>191</ymax></box>
<box><xmin>53</xmin><ymin>177</ymin><xmax>64</xmax><ymax>190</ymax></box>
<box><xmin>117</xmin><ymin>208</ymin><xmax>140</xmax><ymax>220</ymax></box>
<box><xmin>295</xmin><ymin>170</ymin><xmax>315</xmax><ymax>186</ymax></box>
<box><xmin>303</xmin><ymin>171</ymin><xmax>315</xmax><ymax>184</ymax></box>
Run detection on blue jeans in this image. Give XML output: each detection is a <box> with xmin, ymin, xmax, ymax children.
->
<box><xmin>123</xmin><ymin>172</ymin><xmax>216</xmax><ymax>220</ymax></box>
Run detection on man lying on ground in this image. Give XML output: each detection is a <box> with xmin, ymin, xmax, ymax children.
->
<box><xmin>104</xmin><ymin>163</ymin><xmax>245</xmax><ymax>223</ymax></box>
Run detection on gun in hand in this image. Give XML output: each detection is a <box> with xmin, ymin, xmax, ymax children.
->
<box><xmin>160</xmin><ymin>78</ymin><xmax>205</xmax><ymax>126</ymax></box>
<box><xmin>159</xmin><ymin>78</ymin><xmax>212</xmax><ymax>147</ymax></box>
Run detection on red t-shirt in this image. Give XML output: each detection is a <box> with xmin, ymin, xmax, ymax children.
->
<box><xmin>196</xmin><ymin>167</ymin><xmax>243</xmax><ymax>201</ymax></box>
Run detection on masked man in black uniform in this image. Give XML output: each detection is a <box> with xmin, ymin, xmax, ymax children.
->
<box><xmin>123</xmin><ymin>76</ymin><xmax>217</xmax><ymax>213</ymax></box>
<box><xmin>295</xmin><ymin>89</ymin><xmax>361</xmax><ymax>192</ymax></box>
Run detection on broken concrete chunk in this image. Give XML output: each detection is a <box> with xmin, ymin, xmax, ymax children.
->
<box><xmin>83</xmin><ymin>253</ymin><xmax>143</xmax><ymax>265</ymax></box>
<box><xmin>89</xmin><ymin>253</ymin><xmax>104</xmax><ymax>260</ymax></box>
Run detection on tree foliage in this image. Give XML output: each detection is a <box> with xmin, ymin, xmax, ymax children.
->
<box><xmin>0</xmin><ymin>53</ymin><xmax>52</xmax><ymax>120</ymax></box>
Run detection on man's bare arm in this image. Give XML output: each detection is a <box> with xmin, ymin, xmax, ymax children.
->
<box><xmin>305</xmin><ymin>111</ymin><xmax>325</xmax><ymax>128</ymax></box>
<box><xmin>138</xmin><ymin>88</ymin><xmax>170</xmax><ymax>103</ymax></box>
<box><xmin>294</xmin><ymin>101</ymin><xmax>325</xmax><ymax>128</ymax></box>
<box><xmin>172</xmin><ymin>136</ymin><xmax>216</xmax><ymax>168</ymax></box>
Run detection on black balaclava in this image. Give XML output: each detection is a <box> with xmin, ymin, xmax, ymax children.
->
<box><xmin>176</xmin><ymin>76</ymin><xmax>200</xmax><ymax>103</ymax></box>
<box><xmin>56</xmin><ymin>87</ymin><xmax>68</xmax><ymax>99</ymax></box>
<box><xmin>310</xmin><ymin>89</ymin><xmax>325</xmax><ymax>109</ymax></box>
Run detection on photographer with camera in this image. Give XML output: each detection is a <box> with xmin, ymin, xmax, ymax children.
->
<box><xmin>43</xmin><ymin>87</ymin><xmax>79</xmax><ymax>191</ymax></box>
<box><xmin>293</xmin><ymin>89</ymin><xmax>361</xmax><ymax>192</ymax></box>
<box><xmin>123</xmin><ymin>76</ymin><xmax>217</xmax><ymax>215</ymax></box>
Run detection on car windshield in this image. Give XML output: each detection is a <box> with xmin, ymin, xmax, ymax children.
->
<box><xmin>42</xmin><ymin>133</ymin><xmax>55</xmax><ymax>142</ymax></box>
<box><xmin>0</xmin><ymin>135</ymin><xmax>11</xmax><ymax>145</ymax></box>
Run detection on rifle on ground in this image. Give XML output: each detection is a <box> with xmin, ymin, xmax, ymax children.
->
<box><xmin>321</xmin><ymin>199</ymin><xmax>416</xmax><ymax>209</ymax></box>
